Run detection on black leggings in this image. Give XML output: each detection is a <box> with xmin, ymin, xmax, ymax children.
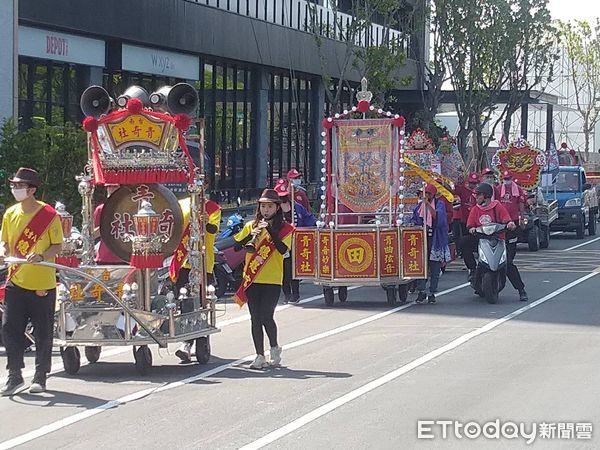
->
<box><xmin>246</xmin><ymin>283</ymin><xmax>281</xmax><ymax>355</ymax></box>
<box><xmin>282</xmin><ymin>257</ymin><xmax>300</xmax><ymax>300</ymax></box>
<box><xmin>2</xmin><ymin>283</ymin><xmax>56</xmax><ymax>374</ymax></box>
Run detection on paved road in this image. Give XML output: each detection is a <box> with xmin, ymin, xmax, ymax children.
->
<box><xmin>1</xmin><ymin>232</ymin><xmax>599</xmax><ymax>449</ymax></box>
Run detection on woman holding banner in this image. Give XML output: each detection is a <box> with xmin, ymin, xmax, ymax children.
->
<box><xmin>233</xmin><ymin>189</ymin><xmax>294</xmax><ymax>369</ymax></box>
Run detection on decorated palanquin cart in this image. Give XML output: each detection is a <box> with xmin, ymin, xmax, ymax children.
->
<box><xmin>35</xmin><ymin>83</ymin><xmax>217</xmax><ymax>375</ymax></box>
<box><xmin>492</xmin><ymin>137</ymin><xmax>557</xmax><ymax>250</ymax></box>
<box><xmin>292</xmin><ymin>79</ymin><xmax>453</xmax><ymax>306</ymax></box>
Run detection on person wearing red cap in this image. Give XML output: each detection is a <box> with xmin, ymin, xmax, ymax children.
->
<box><xmin>454</xmin><ymin>173</ymin><xmax>480</xmax><ymax>279</ymax></box>
<box><xmin>494</xmin><ymin>171</ymin><xmax>528</xmax><ymax>301</ymax></box>
<box><xmin>481</xmin><ymin>168</ymin><xmax>496</xmax><ymax>186</ymax></box>
<box><xmin>274</xmin><ymin>181</ymin><xmax>316</xmax><ymax>303</ymax></box>
<box><xmin>411</xmin><ymin>184</ymin><xmax>451</xmax><ymax>304</ymax></box>
<box><xmin>286</xmin><ymin>169</ymin><xmax>311</xmax><ymax>211</ymax></box>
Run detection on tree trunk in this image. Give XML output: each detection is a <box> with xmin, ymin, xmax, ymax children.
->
<box><xmin>584</xmin><ymin>117</ymin><xmax>591</xmax><ymax>157</ymax></box>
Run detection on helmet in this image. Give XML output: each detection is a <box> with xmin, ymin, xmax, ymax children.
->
<box><xmin>475</xmin><ymin>183</ymin><xmax>493</xmax><ymax>198</ymax></box>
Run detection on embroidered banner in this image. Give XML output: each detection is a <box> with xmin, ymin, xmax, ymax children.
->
<box><xmin>335</xmin><ymin>120</ymin><xmax>393</xmax><ymax>213</ymax></box>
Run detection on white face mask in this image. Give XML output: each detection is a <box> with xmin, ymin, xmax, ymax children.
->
<box><xmin>11</xmin><ymin>188</ymin><xmax>30</xmax><ymax>202</ymax></box>
<box><xmin>503</xmin><ymin>180</ymin><xmax>512</xmax><ymax>186</ymax></box>
<box><xmin>291</xmin><ymin>179</ymin><xmax>301</xmax><ymax>186</ymax></box>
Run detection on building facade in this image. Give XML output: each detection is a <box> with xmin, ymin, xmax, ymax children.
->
<box><xmin>2</xmin><ymin>0</ymin><xmax>425</xmax><ymax>197</ymax></box>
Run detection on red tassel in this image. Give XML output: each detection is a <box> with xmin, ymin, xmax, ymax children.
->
<box><xmin>130</xmin><ymin>254</ymin><xmax>164</xmax><ymax>269</ymax></box>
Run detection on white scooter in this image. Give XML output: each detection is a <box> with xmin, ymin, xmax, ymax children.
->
<box><xmin>471</xmin><ymin>223</ymin><xmax>508</xmax><ymax>304</ymax></box>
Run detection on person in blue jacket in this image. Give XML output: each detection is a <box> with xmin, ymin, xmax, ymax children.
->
<box><xmin>275</xmin><ymin>181</ymin><xmax>316</xmax><ymax>303</ymax></box>
<box><xmin>411</xmin><ymin>183</ymin><xmax>451</xmax><ymax>304</ymax></box>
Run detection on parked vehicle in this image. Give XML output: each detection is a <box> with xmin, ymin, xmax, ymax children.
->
<box><xmin>516</xmin><ymin>190</ymin><xmax>558</xmax><ymax>251</ymax></box>
<box><xmin>214</xmin><ymin>237</ymin><xmax>245</xmax><ymax>297</ymax></box>
<box><xmin>471</xmin><ymin>223</ymin><xmax>507</xmax><ymax>304</ymax></box>
<box><xmin>545</xmin><ymin>166</ymin><xmax>598</xmax><ymax>238</ymax></box>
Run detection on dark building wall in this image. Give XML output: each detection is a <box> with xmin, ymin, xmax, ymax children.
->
<box><xmin>19</xmin><ymin>0</ymin><xmax>416</xmax><ymax>85</ymax></box>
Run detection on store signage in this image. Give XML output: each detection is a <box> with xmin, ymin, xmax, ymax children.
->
<box><xmin>122</xmin><ymin>44</ymin><xmax>199</xmax><ymax>80</ymax></box>
<box><xmin>18</xmin><ymin>26</ymin><xmax>105</xmax><ymax>67</ymax></box>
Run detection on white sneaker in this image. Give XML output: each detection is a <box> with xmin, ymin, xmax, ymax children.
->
<box><xmin>270</xmin><ymin>346</ymin><xmax>282</xmax><ymax>365</ymax></box>
<box><xmin>249</xmin><ymin>355</ymin><xmax>268</xmax><ymax>369</ymax></box>
<box><xmin>175</xmin><ymin>342</ymin><xmax>192</xmax><ymax>362</ymax></box>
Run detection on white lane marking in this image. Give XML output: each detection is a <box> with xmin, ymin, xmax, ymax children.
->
<box><xmin>563</xmin><ymin>236</ymin><xmax>600</xmax><ymax>252</ymax></box>
<box><xmin>0</xmin><ymin>283</ymin><xmax>469</xmax><ymax>450</ymax></box>
<box><xmin>550</xmin><ymin>231</ymin><xmax>563</xmax><ymax>236</ymax></box>
<box><xmin>17</xmin><ymin>287</ymin><xmax>360</xmax><ymax>380</ymax></box>
<box><xmin>240</xmin><ymin>272</ymin><xmax>599</xmax><ymax>450</ymax></box>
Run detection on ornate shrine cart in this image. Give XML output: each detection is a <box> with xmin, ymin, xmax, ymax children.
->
<box><xmin>292</xmin><ymin>80</ymin><xmax>451</xmax><ymax>306</ymax></box>
<box><xmin>37</xmin><ymin>83</ymin><xmax>217</xmax><ymax>375</ymax></box>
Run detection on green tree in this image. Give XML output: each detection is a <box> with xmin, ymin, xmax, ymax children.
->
<box><xmin>308</xmin><ymin>0</ymin><xmax>412</xmax><ymax>110</ymax></box>
<box><xmin>433</xmin><ymin>0</ymin><xmax>555</xmax><ymax>168</ymax></box>
<box><xmin>0</xmin><ymin>119</ymin><xmax>87</xmax><ymax>217</ymax></box>
<box><xmin>558</xmin><ymin>19</ymin><xmax>600</xmax><ymax>157</ymax></box>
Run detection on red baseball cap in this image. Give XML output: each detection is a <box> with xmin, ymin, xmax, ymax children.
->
<box><xmin>274</xmin><ymin>182</ymin><xmax>289</xmax><ymax>197</ymax></box>
<box><xmin>481</xmin><ymin>168</ymin><xmax>494</xmax><ymax>176</ymax></box>
<box><xmin>502</xmin><ymin>170</ymin><xmax>512</xmax><ymax>179</ymax></box>
<box><xmin>287</xmin><ymin>169</ymin><xmax>302</xmax><ymax>179</ymax></box>
<box><xmin>468</xmin><ymin>172</ymin><xmax>480</xmax><ymax>183</ymax></box>
<box><xmin>424</xmin><ymin>184</ymin><xmax>438</xmax><ymax>196</ymax></box>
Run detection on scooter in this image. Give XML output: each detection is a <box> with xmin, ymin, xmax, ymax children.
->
<box><xmin>214</xmin><ymin>238</ymin><xmax>245</xmax><ymax>297</ymax></box>
<box><xmin>217</xmin><ymin>197</ymin><xmax>245</xmax><ymax>240</ymax></box>
<box><xmin>471</xmin><ymin>223</ymin><xmax>507</xmax><ymax>304</ymax></box>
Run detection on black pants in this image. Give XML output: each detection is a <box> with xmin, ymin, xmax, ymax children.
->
<box><xmin>462</xmin><ymin>233</ymin><xmax>525</xmax><ymax>291</ymax></box>
<box><xmin>505</xmin><ymin>230</ymin><xmax>525</xmax><ymax>291</ymax></box>
<box><xmin>246</xmin><ymin>283</ymin><xmax>280</xmax><ymax>356</ymax></box>
<box><xmin>2</xmin><ymin>283</ymin><xmax>56</xmax><ymax>374</ymax></box>
<box><xmin>452</xmin><ymin>220</ymin><xmax>466</xmax><ymax>256</ymax></box>
<box><xmin>282</xmin><ymin>258</ymin><xmax>300</xmax><ymax>301</ymax></box>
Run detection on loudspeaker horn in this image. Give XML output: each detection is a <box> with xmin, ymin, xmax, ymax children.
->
<box><xmin>80</xmin><ymin>85</ymin><xmax>112</xmax><ymax>119</ymax></box>
<box><xmin>116</xmin><ymin>85</ymin><xmax>150</xmax><ymax>108</ymax></box>
<box><xmin>149</xmin><ymin>83</ymin><xmax>198</xmax><ymax>115</ymax></box>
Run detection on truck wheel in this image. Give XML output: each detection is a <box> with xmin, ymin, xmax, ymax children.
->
<box><xmin>588</xmin><ymin>211</ymin><xmax>597</xmax><ymax>235</ymax></box>
<box><xmin>385</xmin><ymin>286</ymin><xmax>397</xmax><ymax>306</ymax></box>
<box><xmin>539</xmin><ymin>225</ymin><xmax>550</xmax><ymax>249</ymax></box>
<box><xmin>337</xmin><ymin>286</ymin><xmax>348</xmax><ymax>302</ymax></box>
<box><xmin>528</xmin><ymin>226</ymin><xmax>539</xmax><ymax>252</ymax></box>
<box><xmin>576</xmin><ymin>219</ymin><xmax>585</xmax><ymax>239</ymax></box>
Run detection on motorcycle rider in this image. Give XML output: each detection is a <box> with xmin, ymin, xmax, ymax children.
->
<box><xmin>494</xmin><ymin>171</ymin><xmax>529</xmax><ymax>302</ymax></box>
<box><xmin>466</xmin><ymin>183</ymin><xmax>528</xmax><ymax>301</ymax></box>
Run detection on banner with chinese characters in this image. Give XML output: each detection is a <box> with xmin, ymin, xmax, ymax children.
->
<box><xmin>379</xmin><ymin>230</ymin><xmax>400</xmax><ymax>277</ymax></box>
<box><xmin>319</xmin><ymin>233</ymin><xmax>333</xmax><ymax>279</ymax></box>
<box><xmin>293</xmin><ymin>230</ymin><xmax>317</xmax><ymax>278</ymax></box>
<box><xmin>401</xmin><ymin>229</ymin><xmax>427</xmax><ymax>279</ymax></box>
<box><xmin>335</xmin><ymin>120</ymin><xmax>393</xmax><ymax>213</ymax></box>
<box><xmin>333</xmin><ymin>231</ymin><xmax>377</xmax><ymax>279</ymax></box>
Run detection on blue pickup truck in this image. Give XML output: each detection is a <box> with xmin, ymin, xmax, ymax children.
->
<box><xmin>544</xmin><ymin>166</ymin><xmax>598</xmax><ymax>238</ymax></box>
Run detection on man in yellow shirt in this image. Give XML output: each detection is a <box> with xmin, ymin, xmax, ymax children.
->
<box><xmin>0</xmin><ymin>168</ymin><xmax>63</xmax><ymax>395</ymax></box>
<box><xmin>170</xmin><ymin>196</ymin><xmax>221</xmax><ymax>362</ymax></box>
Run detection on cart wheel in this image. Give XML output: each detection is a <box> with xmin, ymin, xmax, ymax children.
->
<box><xmin>195</xmin><ymin>336</ymin><xmax>211</xmax><ymax>365</ymax></box>
<box><xmin>338</xmin><ymin>286</ymin><xmax>348</xmax><ymax>303</ymax></box>
<box><xmin>397</xmin><ymin>284</ymin><xmax>409</xmax><ymax>304</ymax></box>
<box><xmin>539</xmin><ymin>225</ymin><xmax>550</xmax><ymax>249</ymax></box>
<box><xmin>61</xmin><ymin>347</ymin><xmax>81</xmax><ymax>375</ymax></box>
<box><xmin>84</xmin><ymin>346</ymin><xmax>102</xmax><ymax>364</ymax></box>
<box><xmin>385</xmin><ymin>286</ymin><xmax>397</xmax><ymax>306</ymax></box>
<box><xmin>134</xmin><ymin>345</ymin><xmax>152</xmax><ymax>376</ymax></box>
<box><xmin>323</xmin><ymin>287</ymin><xmax>335</xmax><ymax>306</ymax></box>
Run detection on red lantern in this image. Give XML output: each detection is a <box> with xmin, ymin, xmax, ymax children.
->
<box><xmin>393</xmin><ymin>115</ymin><xmax>406</xmax><ymax>128</ymax></box>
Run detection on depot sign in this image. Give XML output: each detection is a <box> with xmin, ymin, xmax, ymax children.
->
<box><xmin>19</xmin><ymin>26</ymin><xmax>105</xmax><ymax>67</ymax></box>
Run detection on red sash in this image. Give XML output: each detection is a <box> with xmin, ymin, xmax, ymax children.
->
<box><xmin>169</xmin><ymin>200</ymin><xmax>220</xmax><ymax>282</ymax></box>
<box><xmin>233</xmin><ymin>222</ymin><xmax>294</xmax><ymax>307</ymax></box>
<box><xmin>6</xmin><ymin>204</ymin><xmax>58</xmax><ymax>284</ymax></box>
